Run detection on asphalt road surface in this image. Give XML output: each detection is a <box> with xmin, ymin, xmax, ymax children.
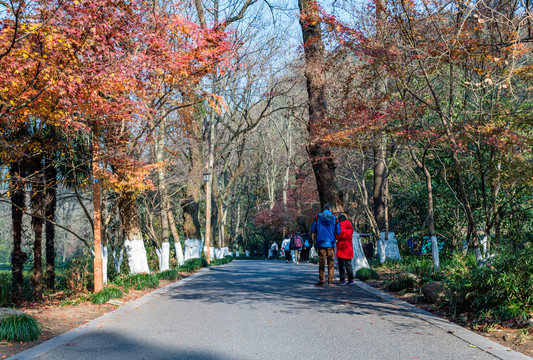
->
<box><xmin>14</xmin><ymin>260</ymin><xmax>509</xmax><ymax>360</ymax></box>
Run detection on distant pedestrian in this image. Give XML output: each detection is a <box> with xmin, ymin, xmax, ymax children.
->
<box><xmin>281</xmin><ymin>238</ymin><xmax>291</xmax><ymax>263</ymax></box>
<box><xmin>290</xmin><ymin>232</ymin><xmax>304</xmax><ymax>264</ymax></box>
<box><xmin>311</xmin><ymin>203</ymin><xmax>341</xmax><ymax>286</ymax></box>
<box><xmin>336</xmin><ymin>214</ymin><xmax>354</xmax><ymax>285</ymax></box>
<box><xmin>270</xmin><ymin>240</ymin><xmax>279</xmax><ymax>260</ymax></box>
<box><xmin>301</xmin><ymin>233</ymin><xmax>311</xmax><ymax>262</ymax></box>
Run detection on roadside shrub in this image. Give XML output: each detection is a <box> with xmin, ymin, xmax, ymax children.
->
<box><xmin>157</xmin><ymin>269</ymin><xmax>178</xmax><ymax>281</ymax></box>
<box><xmin>64</xmin><ymin>254</ymin><xmax>93</xmax><ymax>293</ymax></box>
<box><xmin>210</xmin><ymin>256</ymin><xmax>233</xmax><ymax>266</ymax></box>
<box><xmin>115</xmin><ymin>273</ymin><xmax>159</xmax><ymax>291</ymax></box>
<box><xmin>89</xmin><ymin>287</ymin><xmax>123</xmax><ymax>305</ymax></box>
<box><xmin>396</xmin><ymin>256</ymin><xmax>445</xmax><ymax>283</ymax></box>
<box><xmin>356</xmin><ymin>268</ymin><xmax>380</xmax><ymax>281</ymax></box>
<box><xmin>178</xmin><ymin>258</ymin><xmax>207</xmax><ymax>273</ymax></box>
<box><xmin>444</xmin><ymin>247</ymin><xmax>533</xmax><ymax>323</ymax></box>
<box><xmin>0</xmin><ymin>314</ymin><xmax>40</xmax><ymax>343</ymax></box>
<box><xmin>0</xmin><ymin>272</ymin><xmax>10</xmax><ymax>307</ymax></box>
<box><xmin>388</xmin><ymin>272</ymin><xmax>420</xmax><ymax>292</ymax></box>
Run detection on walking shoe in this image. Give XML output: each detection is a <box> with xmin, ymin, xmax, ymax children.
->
<box><xmin>348</xmin><ymin>280</ymin><xmax>354</xmax><ymax>285</ymax></box>
<box><xmin>337</xmin><ymin>280</ymin><xmax>347</xmax><ymax>286</ymax></box>
<box><xmin>315</xmin><ymin>281</ymin><xmax>325</xmax><ymax>286</ymax></box>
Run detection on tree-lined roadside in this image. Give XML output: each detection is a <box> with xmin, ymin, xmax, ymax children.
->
<box><xmin>0</xmin><ymin>0</ymin><xmax>532</xmax><ymax>351</ymax></box>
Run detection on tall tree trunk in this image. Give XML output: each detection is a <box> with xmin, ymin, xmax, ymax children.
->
<box><xmin>44</xmin><ymin>156</ymin><xmax>57</xmax><ymax>290</ymax></box>
<box><xmin>374</xmin><ymin>140</ymin><xmax>388</xmax><ymax>263</ymax></box>
<box><xmin>30</xmin><ymin>155</ymin><xmax>44</xmax><ymax>300</ymax></box>
<box><xmin>298</xmin><ymin>0</ymin><xmax>345</xmax><ymax>213</ymax></box>
<box><xmin>118</xmin><ymin>191</ymin><xmax>150</xmax><ymax>273</ymax></box>
<box><xmin>156</xmin><ymin>119</ymin><xmax>170</xmax><ymax>271</ymax></box>
<box><xmin>410</xmin><ymin>149</ymin><xmax>439</xmax><ymax>270</ymax></box>
<box><xmin>10</xmin><ymin>161</ymin><xmax>28</xmax><ymax>305</ymax></box>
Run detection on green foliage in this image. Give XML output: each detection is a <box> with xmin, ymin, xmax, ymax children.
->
<box><xmin>444</xmin><ymin>248</ymin><xmax>533</xmax><ymax>323</ymax></box>
<box><xmin>0</xmin><ymin>314</ymin><xmax>40</xmax><ymax>343</ymax></box>
<box><xmin>89</xmin><ymin>287</ymin><xmax>123</xmax><ymax>304</ymax></box>
<box><xmin>397</xmin><ymin>256</ymin><xmax>444</xmax><ymax>283</ymax></box>
<box><xmin>178</xmin><ymin>258</ymin><xmax>207</xmax><ymax>273</ymax></box>
<box><xmin>0</xmin><ymin>271</ymin><xmax>10</xmax><ymax>307</ymax></box>
<box><xmin>64</xmin><ymin>254</ymin><xmax>93</xmax><ymax>293</ymax></box>
<box><xmin>356</xmin><ymin>268</ymin><xmax>380</xmax><ymax>281</ymax></box>
<box><xmin>210</xmin><ymin>255</ymin><xmax>233</xmax><ymax>266</ymax></box>
<box><xmin>157</xmin><ymin>269</ymin><xmax>178</xmax><ymax>281</ymax></box>
<box><xmin>113</xmin><ymin>273</ymin><xmax>159</xmax><ymax>291</ymax></box>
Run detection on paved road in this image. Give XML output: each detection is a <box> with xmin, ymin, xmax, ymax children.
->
<box><xmin>12</xmin><ymin>261</ymin><xmax>509</xmax><ymax>359</ymax></box>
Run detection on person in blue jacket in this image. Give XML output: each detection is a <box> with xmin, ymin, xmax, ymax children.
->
<box><xmin>311</xmin><ymin>203</ymin><xmax>341</xmax><ymax>286</ymax></box>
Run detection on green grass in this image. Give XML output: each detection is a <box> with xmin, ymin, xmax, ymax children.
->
<box><xmin>89</xmin><ymin>287</ymin><xmax>124</xmax><ymax>304</ymax></box>
<box><xmin>157</xmin><ymin>269</ymin><xmax>179</xmax><ymax>281</ymax></box>
<box><xmin>113</xmin><ymin>273</ymin><xmax>160</xmax><ymax>291</ymax></box>
<box><xmin>0</xmin><ymin>314</ymin><xmax>40</xmax><ymax>343</ymax></box>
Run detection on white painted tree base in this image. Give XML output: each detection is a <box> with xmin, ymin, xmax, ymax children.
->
<box><xmin>203</xmin><ymin>246</ymin><xmax>215</xmax><ymax>260</ymax></box>
<box><xmin>352</xmin><ymin>233</ymin><xmax>369</xmax><ymax>273</ymax></box>
<box><xmin>377</xmin><ymin>232</ymin><xmax>402</xmax><ymax>263</ymax></box>
<box><xmin>160</xmin><ymin>242</ymin><xmax>170</xmax><ymax>271</ymax></box>
<box><xmin>215</xmin><ymin>247</ymin><xmax>229</xmax><ymax>259</ymax></box>
<box><xmin>112</xmin><ymin>249</ymin><xmax>124</xmax><ymax>274</ymax></box>
<box><xmin>124</xmin><ymin>238</ymin><xmax>150</xmax><ymax>274</ymax></box>
<box><xmin>184</xmin><ymin>239</ymin><xmax>203</xmax><ymax>261</ymax></box>
<box><xmin>431</xmin><ymin>235</ymin><xmax>440</xmax><ymax>270</ymax></box>
<box><xmin>310</xmin><ymin>247</ymin><xmax>318</xmax><ymax>258</ymax></box>
<box><xmin>102</xmin><ymin>246</ymin><xmax>108</xmax><ymax>285</ymax></box>
<box><xmin>175</xmin><ymin>240</ymin><xmax>184</xmax><ymax>266</ymax></box>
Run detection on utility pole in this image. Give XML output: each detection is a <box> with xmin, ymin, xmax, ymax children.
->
<box><xmin>93</xmin><ymin>133</ymin><xmax>103</xmax><ymax>292</ymax></box>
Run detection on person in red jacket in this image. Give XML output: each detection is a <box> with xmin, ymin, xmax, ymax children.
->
<box><xmin>335</xmin><ymin>215</ymin><xmax>354</xmax><ymax>285</ymax></box>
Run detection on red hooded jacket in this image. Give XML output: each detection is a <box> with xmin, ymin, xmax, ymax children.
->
<box><xmin>336</xmin><ymin>219</ymin><xmax>354</xmax><ymax>259</ymax></box>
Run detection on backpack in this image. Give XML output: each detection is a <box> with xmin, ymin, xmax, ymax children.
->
<box><xmin>293</xmin><ymin>235</ymin><xmax>303</xmax><ymax>249</ymax></box>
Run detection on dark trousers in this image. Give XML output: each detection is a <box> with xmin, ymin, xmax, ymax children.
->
<box><xmin>285</xmin><ymin>250</ymin><xmax>291</xmax><ymax>262</ymax></box>
<box><xmin>338</xmin><ymin>257</ymin><xmax>354</xmax><ymax>282</ymax></box>
<box><xmin>301</xmin><ymin>248</ymin><xmax>309</xmax><ymax>261</ymax></box>
<box><xmin>318</xmin><ymin>247</ymin><xmax>335</xmax><ymax>283</ymax></box>
<box><xmin>272</xmin><ymin>250</ymin><xmax>278</xmax><ymax>259</ymax></box>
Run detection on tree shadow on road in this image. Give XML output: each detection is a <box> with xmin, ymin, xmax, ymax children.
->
<box><xmin>33</xmin><ymin>330</ymin><xmax>240</xmax><ymax>360</ymax></box>
<box><xmin>165</xmin><ymin>261</ymin><xmax>425</xmax><ymax>331</ymax></box>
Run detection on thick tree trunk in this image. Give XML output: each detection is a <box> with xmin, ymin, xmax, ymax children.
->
<box><xmin>30</xmin><ymin>156</ymin><xmax>44</xmax><ymax>300</ymax></box>
<box><xmin>10</xmin><ymin>161</ymin><xmax>28</xmax><ymax>305</ymax></box>
<box><xmin>118</xmin><ymin>191</ymin><xmax>150</xmax><ymax>273</ymax></box>
<box><xmin>299</xmin><ymin>0</ymin><xmax>345</xmax><ymax>213</ymax></box>
<box><xmin>182</xmin><ymin>94</ymin><xmax>203</xmax><ymax>241</ymax></box>
<box><xmin>44</xmin><ymin>157</ymin><xmax>57</xmax><ymax>290</ymax></box>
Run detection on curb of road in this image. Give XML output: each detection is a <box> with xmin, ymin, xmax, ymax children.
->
<box><xmin>354</xmin><ymin>279</ymin><xmax>532</xmax><ymax>360</ymax></box>
<box><xmin>7</xmin><ymin>268</ymin><xmax>211</xmax><ymax>360</ymax></box>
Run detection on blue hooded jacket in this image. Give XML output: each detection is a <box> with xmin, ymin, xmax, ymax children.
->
<box><xmin>311</xmin><ymin>209</ymin><xmax>341</xmax><ymax>248</ymax></box>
